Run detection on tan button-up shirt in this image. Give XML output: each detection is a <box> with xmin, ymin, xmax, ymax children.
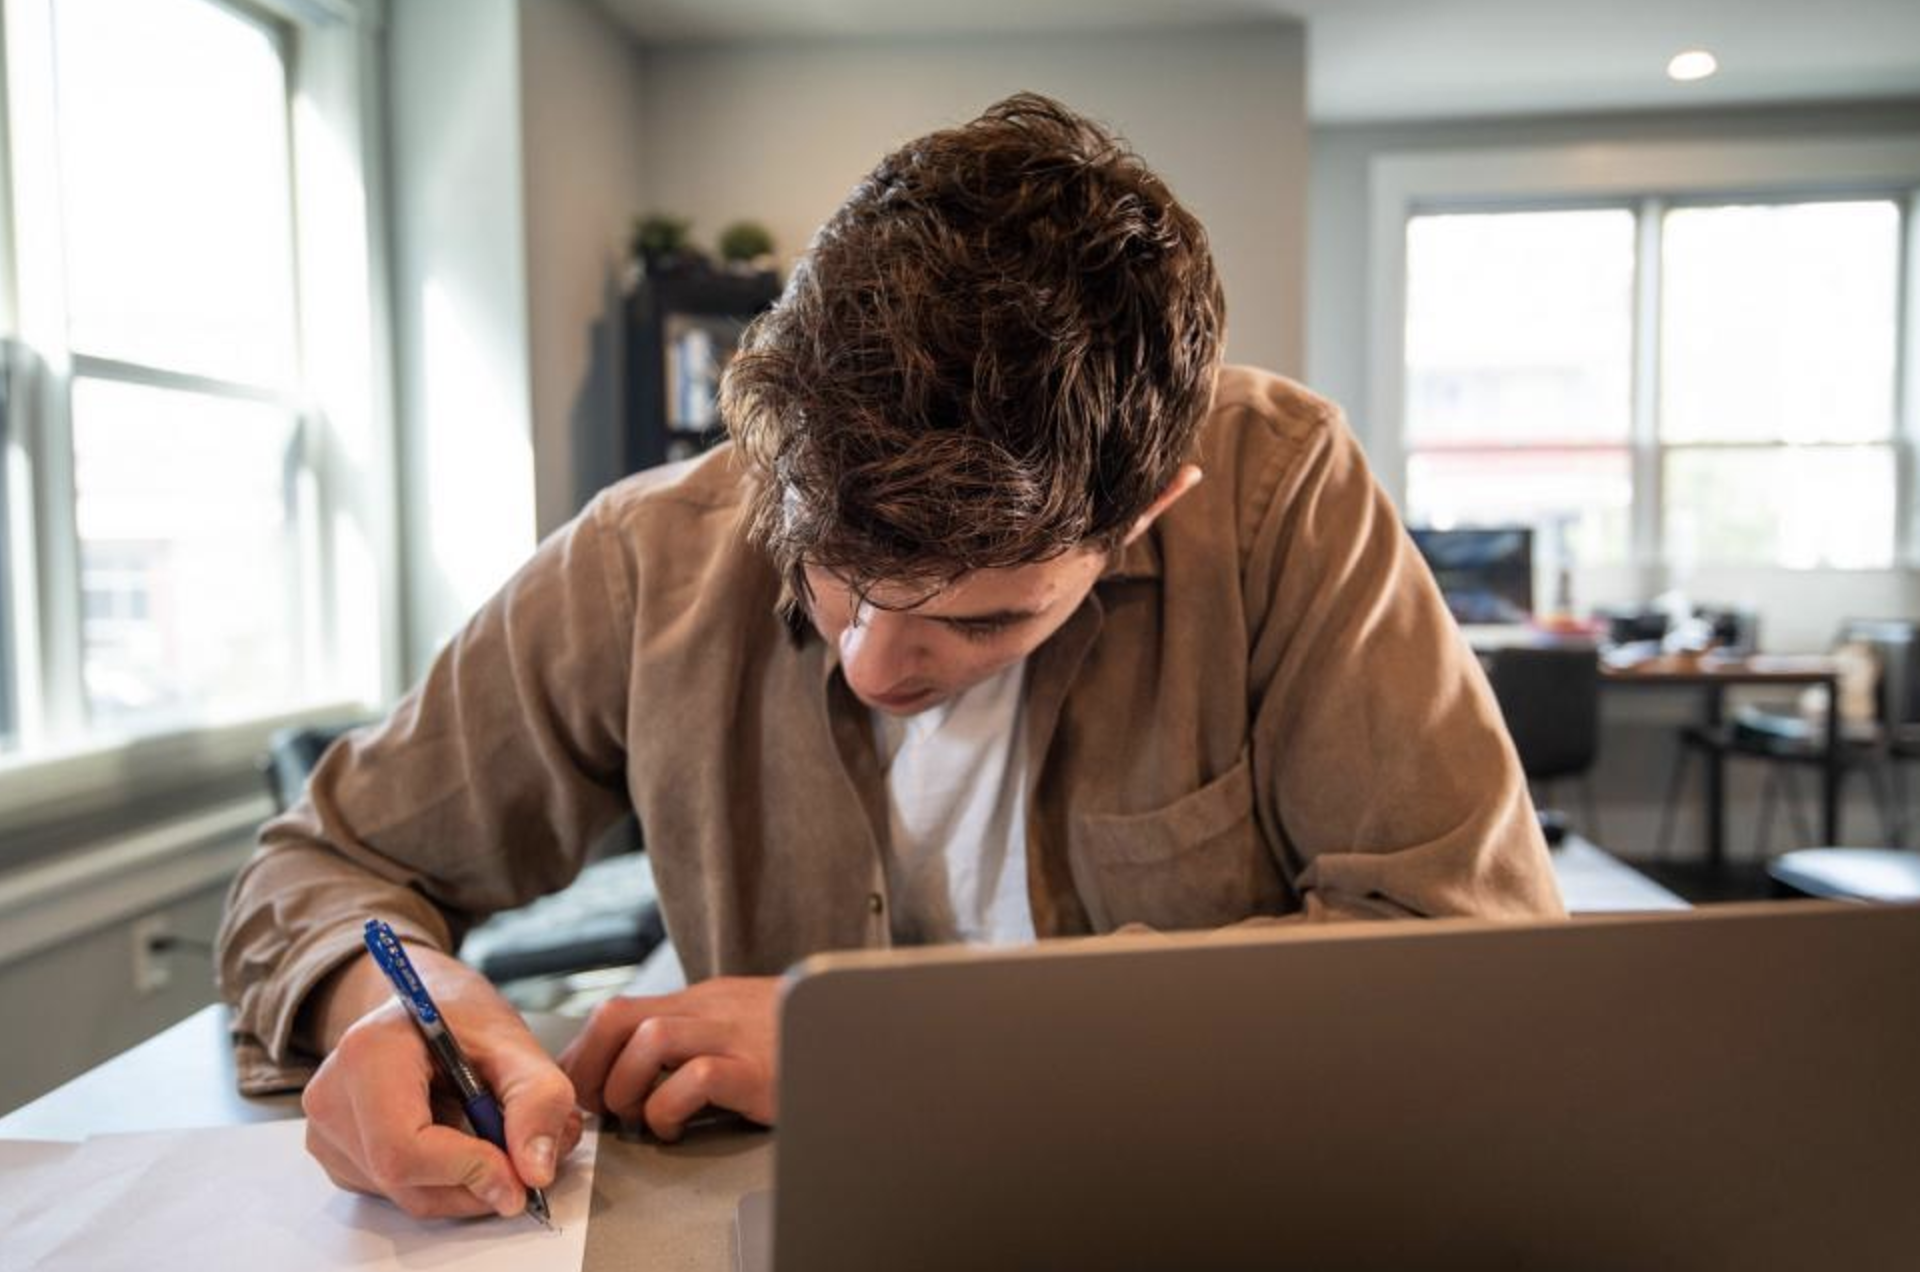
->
<box><xmin>216</xmin><ymin>367</ymin><xmax>1563</xmax><ymax>1093</ymax></box>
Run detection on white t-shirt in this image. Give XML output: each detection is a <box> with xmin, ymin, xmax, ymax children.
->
<box><xmin>870</xmin><ymin>659</ymin><xmax>1036</xmax><ymax>946</ymax></box>
<box><xmin>625</xmin><ymin>658</ymin><xmax>1036</xmax><ymax>997</ymax></box>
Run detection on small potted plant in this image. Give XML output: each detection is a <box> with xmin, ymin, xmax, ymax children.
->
<box><xmin>717</xmin><ymin>220</ymin><xmax>776</xmax><ymax>274</ymax></box>
<box><xmin>631</xmin><ymin>212</ymin><xmax>701</xmax><ymax>275</ymax></box>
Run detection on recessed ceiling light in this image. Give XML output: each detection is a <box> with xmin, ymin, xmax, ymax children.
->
<box><xmin>1667</xmin><ymin>50</ymin><xmax>1719</xmax><ymax>82</ymax></box>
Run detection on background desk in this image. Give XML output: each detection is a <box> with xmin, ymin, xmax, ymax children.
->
<box><xmin>0</xmin><ymin>842</ymin><xmax>1681</xmax><ymax>1269</ymax></box>
<box><xmin>1601</xmin><ymin>655</ymin><xmax>1842</xmax><ymax>871</ymax></box>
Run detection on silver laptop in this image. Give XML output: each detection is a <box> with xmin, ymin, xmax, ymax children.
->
<box><xmin>738</xmin><ymin>903</ymin><xmax>1920</xmax><ymax>1271</ymax></box>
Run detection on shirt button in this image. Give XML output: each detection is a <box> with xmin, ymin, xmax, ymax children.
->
<box><xmin>866</xmin><ymin>892</ymin><xmax>885</xmax><ymax>915</ymax></box>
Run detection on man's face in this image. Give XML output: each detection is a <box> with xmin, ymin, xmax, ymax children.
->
<box><xmin>803</xmin><ymin>550</ymin><xmax>1109</xmax><ymax>717</ymax></box>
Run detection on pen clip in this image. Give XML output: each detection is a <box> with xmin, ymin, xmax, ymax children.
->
<box><xmin>363</xmin><ymin>918</ymin><xmax>440</xmax><ymax>1025</ymax></box>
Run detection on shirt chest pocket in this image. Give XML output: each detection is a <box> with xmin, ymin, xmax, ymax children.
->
<box><xmin>1066</xmin><ymin>754</ymin><xmax>1289</xmax><ymax>932</ymax></box>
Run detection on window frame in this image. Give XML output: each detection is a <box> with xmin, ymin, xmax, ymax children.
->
<box><xmin>1400</xmin><ymin>188</ymin><xmax>1911</xmax><ymax>572</ymax></box>
<box><xmin>0</xmin><ymin>341</ymin><xmax>15</xmax><ymax>746</ymax></box>
<box><xmin>1369</xmin><ymin>136</ymin><xmax>1920</xmax><ymax>592</ymax></box>
<box><xmin>0</xmin><ymin>0</ymin><xmax>397</xmax><ymax>850</ymax></box>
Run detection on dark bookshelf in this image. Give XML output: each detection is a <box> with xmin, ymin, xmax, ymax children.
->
<box><xmin>624</xmin><ymin>264</ymin><xmax>781</xmax><ymax>471</ymax></box>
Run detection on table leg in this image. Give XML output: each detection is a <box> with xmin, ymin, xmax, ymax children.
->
<box><xmin>1705</xmin><ymin>685</ymin><xmax>1726</xmax><ymax>873</ymax></box>
<box><xmin>1822</xmin><ymin>673</ymin><xmax>1841</xmax><ymax>845</ymax></box>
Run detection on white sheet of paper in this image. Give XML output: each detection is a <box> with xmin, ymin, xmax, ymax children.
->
<box><xmin>0</xmin><ymin>1138</ymin><xmax>82</xmax><ymax>1188</ymax></box>
<box><xmin>0</xmin><ymin>1119</ymin><xmax>597</xmax><ymax>1272</ymax></box>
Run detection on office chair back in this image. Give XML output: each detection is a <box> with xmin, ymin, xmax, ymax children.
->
<box><xmin>1486</xmin><ymin>644</ymin><xmax>1601</xmax><ymax>782</ymax></box>
<box><xmin>261</xmin><ymin>722</ymin><xmax>366</xmax><ymax>813</ymax></box>
<box><xmin>1836</xmin><ymin>618</ymin><xmax>1920</xmax><ymax>732</ymax></box>
<box><xmin>259</xmin><ymin>720</ymin><xmax>669</xmax><ymax>985</ymax></box>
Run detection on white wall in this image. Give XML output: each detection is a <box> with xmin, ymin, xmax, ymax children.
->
<box><xmin>518</xmin><ymin>1</ymin><xmax>650</xmax><ymax>535</ymax></box>
<box><xmin>386</xmin><ymin>0</ymin><xmax>650</xmax><ymax>678</ymax></box>
<box><xmin>0</xmin><ymin>884</ymin><xmax>226</xmax><ymax>1114</ymax></box>
<box><xmin>635</xmin><ymin>21</ymin><xmax>1308</xmax><ymax>376</ymax></box>
<box><xmin>387</xmin><ymin>0</ymin><xmax>538</xmax><ymax>676</ymax></box>
<box><xmin>0</xmin><ymin>807</ymin><xmax>254</xmax><ymax>1116</ymax></box>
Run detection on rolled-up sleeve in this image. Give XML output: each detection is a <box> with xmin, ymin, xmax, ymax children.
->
<box><xmin>1243</xmin><ymin>407</ymin><xmax>1565</xmax><ymax>923</ymax></box>
<box><xmin>216</xmin><ymin>495</ymin><xmax>637</xmax><ymax>1093</ymax></box>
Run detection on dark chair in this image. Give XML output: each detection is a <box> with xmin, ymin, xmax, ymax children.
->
<box><xmin>1486</xmin><ymin>644</ymin><xmax>1603</xmax><ymax>845</ymax></box>
<box><xmin>258</xmin><ymin>721</ymin><xmax>666</xmax><ymax>986</ymax></box>
<box><xmin>260</xmin><ymin>722</ymin><xmax>366</xmax><ymax>813</ymax></box>
<box><xmin>1657</xmin><ymin>620</ymin><xmax>1920</xmax><ymax>859</ymax></box>
<box><xmin>1763</xmin><ymin>624</ymin><xmax>1920</xmax><ymax>902</ymax></box>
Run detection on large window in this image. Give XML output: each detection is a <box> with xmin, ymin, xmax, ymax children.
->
<box><xmin>1405</xmin><ymin>208</ymin><xmax>1636</xmax><ymax>567</ymax></box>
<box><xmin>0</xmin><ymin>0</ymin><xmax>386</xmax><ymax>798</ymax></box>
<box><xmin>1659</xmin><ymin>201</ymin><xmax>1900</xmax><ymax>569</ymax></box>
<box><xmin>1402</xmin><ymin>194</ymin><xmax>1908</xmax><ymax>573</ymax></box>
<box><xmin>57</xmin><ymin>0</ymin><xmax>312</xmax><ymax>733</ymax></box>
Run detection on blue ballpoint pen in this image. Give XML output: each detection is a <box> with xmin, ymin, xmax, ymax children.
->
<box><xmin>362</xmin><ymin>918</ymin><xmax>554</xmax><ymax>1229</ymax></box>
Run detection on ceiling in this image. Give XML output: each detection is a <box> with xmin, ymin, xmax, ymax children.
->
<box><xmin>593</xmin><ymin>0</ymin><xmax>1920</xmax><ymax>122</ymax></box>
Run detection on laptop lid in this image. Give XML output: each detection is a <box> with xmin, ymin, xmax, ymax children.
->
<box><xmin>757</xmin><ymin>904</ymin><xmax>1920</xmax><ymax>1271</ymax></box>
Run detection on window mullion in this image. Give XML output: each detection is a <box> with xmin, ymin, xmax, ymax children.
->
<box><xmin>0</xmin><ymin>354</ymin><xmax>15</xmax><ymax>743</ymax></box>
<box><xmin>1630</xmin><ymin>195</ymin><xmax>1664</xmax><ymax>590</ymax></box>
<box><xmin>4</xmin><ymin>0</ymin><xmax>86</xmax><ymax>745</ymax></box>
<box><xmin>20</xmin><ymin>354</ymin><xmax>84</xmax><ymax>742</ymax></box>
<box><xmin>1897</xmin><ymin>188</ymin><xmax>1918</xmax><ymax>566</ymax></box>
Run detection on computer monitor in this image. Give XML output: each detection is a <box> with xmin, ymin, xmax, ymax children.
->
<box><xmin>1409</xmin><ymin>526</ymin><xmax>1534</xmax><ymax>625</ymax></box>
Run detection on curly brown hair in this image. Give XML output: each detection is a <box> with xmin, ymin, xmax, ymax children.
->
<box><xmin>722</xmin><ymin>91</ymin><xmax>1226</xmax><ymax>607</ymax></box>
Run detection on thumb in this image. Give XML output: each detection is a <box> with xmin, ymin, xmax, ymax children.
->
<box><xmin>491</xmin><ymin>1052</ymin><xmax>579</xmax><ymax>1190</ymax></box>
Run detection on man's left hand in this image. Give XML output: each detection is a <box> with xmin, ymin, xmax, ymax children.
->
<box><xmin>557</xmin><ymin>976</ymin><xmax>779</xmax><ymax>1140</ymax></box>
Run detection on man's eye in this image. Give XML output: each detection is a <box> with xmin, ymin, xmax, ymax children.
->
<box><xmin>950</xmin><ymin>618</ymin><xmax>1017</xmax><ymax>643</ymax></box>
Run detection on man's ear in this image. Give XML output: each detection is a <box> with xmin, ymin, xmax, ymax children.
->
<box><xmin>1122</xmin><ymin>464</ymin><xmax>1204</xmax><ymax>546</ymax></box>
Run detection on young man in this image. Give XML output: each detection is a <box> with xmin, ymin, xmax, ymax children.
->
<box><xmin>216</xmin><ymin>93</ymin><xmax>1561</xmax><ymax>1221</ymax></box>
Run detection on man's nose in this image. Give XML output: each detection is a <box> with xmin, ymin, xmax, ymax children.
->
<box><xmin>840</xmin><ymin>605</ymin><xmax>921</xmax><ymax>693</ymax></box>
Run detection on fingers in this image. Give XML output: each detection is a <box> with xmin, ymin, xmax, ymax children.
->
<box><xmin>558</xmin><ymin>978</ymin><xmax>782</xmax><ymax>1135</ymax></box>
<box><xmin>600</xmin><ymin>1015</ymin><xmax>733</xmax><ymax>1119</ymax></box>
<box><xmin>301</xmin><ymin>991</ymin><xmax>584</xmax><ymax>1222</ymax></box>
<box><xmin>506</xmin><ymin>1106</ymin><xmax>586</xmax><ymax>1191</ymax></box>
<box><xmin>644</xmin><ymin>1056</ymin><xmax>759</xmax><ymax>1142</ymax></box>
<box><xmin>305</xmin><ymin>1120</ymin><xmax>495</xmax><ymax>1219</ymax></box>
<box><xmin>558</xmin><ymin>996</ymin><xmax>661</xmax><ymax>1114</ymax></box>
<box><xmin>305</xmin><ymin>1086</ymin><xmax>521</xmax><ymax>1218</ymax></box>
<box><xmin>353</xmin><ymin>1054</ymin><xmax>528</xmax><ymax>1215</ymax></box>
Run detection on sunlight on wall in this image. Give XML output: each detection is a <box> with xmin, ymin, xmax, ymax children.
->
<box><xmin>421</xmin><ymin>277</ymin><xmax>536</xmax><ymax>620</ymax></box>
<box><xmin>292</xmin><ymin>62</ymin><xmax>385</xmax><ymax>705</ymax></box>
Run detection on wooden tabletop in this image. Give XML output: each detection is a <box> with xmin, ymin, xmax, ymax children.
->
<box><xmin>1600</xmin><ymin>651</ymin><xmax>1840</xmax><ymax>685</ymax></box>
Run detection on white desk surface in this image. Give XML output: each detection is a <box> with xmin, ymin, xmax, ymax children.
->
<box><xmin>0</xmin><ymin>1007</ymin><xmax>771</xmax><ymax>1271</ymax></box>
<box><xmin>1552</xmin><ymin>836</ymin><xmax>1690</xmax><ymax>913</ymax></box>
<box><xmin>0</xmin><ymin>841</ymin><xmax>1681</xmax><ymax>1269</ymax></box>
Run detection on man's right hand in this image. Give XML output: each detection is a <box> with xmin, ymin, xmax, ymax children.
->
<box><xmin>297</xmin><ymin>943</ymin><xmax>583</xmax><ymax>1220</ymax></box>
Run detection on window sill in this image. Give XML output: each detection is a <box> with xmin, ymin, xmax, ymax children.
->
<box><xmin>0</xmin><ymin>700</ymin><xmax>372</xmax><ymax>867</ymax></box>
